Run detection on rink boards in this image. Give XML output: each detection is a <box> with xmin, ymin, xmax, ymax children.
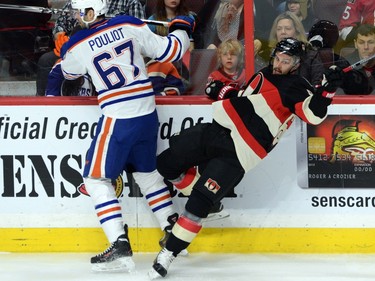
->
<box><xmin>1</xmin><ymin>96</ymin><xmax>375</xmax><ymax>253</ymax></box>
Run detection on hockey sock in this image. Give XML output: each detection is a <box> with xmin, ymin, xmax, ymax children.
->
<box><xmin>134</xmin><ymin>170</ymin><xmax>175</xmax><ymax>231</ymax></box>
<box><xmin>171</xmin><ymin>167</ymin><xmax>199</xmax><ymax>196</ymax></box>
<box><xmin>84</xmin><ymin>177</ymin><xmax>124</xmax><ymax>243</ymax></box>
<box><xmin>166</xmin><ymin>210</ymin><xmax>202</xmax><ymax>255</ymax></box>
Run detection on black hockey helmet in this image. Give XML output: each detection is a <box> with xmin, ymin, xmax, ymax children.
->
<box><xmin>271</xmin><ymin>37</ymin><xmax>305</xmax><ymax>59</ymax></box>
<box><xmin>308</xmin><ymin>20</ymin><xmax>339</xmax><ymax>49</ymax></box>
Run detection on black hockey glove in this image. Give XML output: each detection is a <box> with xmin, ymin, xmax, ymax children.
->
<box><xmin>169</xmin><ymin>15</ymin><xmax>195</xmax><ymax>37</ymax></box>
<box><xmin>320</xmin><ymin>65</ymin><xmax>344</xmax><ymax>97</ymax></box>
<box><xmin>342</xmin><ymin>70</ymin><xmax>371</xmax><ymax>95</ymax></box>
<box><xmin>205</xmin><ymin>80</ymin><xmax>238</xmax><ymax>100</ymax></box>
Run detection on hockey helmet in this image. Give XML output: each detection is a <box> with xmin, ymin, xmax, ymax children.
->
<box><xmin>308</xmin><ymin>20</ymin><xmax>339</xmax><ymax>49</ymax></box>
<box><xmin>271</xmin><ymin>37</ymin><xmax>305</xmax><ymax>59</ymax></box>
<box><xmin>71</xmin><ymin>0</ymin><xmax>108</xmax><ymax>18</ymax></box>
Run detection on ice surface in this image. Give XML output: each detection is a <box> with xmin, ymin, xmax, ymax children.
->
<box><xmin>1</xmin><ymin>252</ymin><xmax>375</xmax><ymax>281</ymax></box>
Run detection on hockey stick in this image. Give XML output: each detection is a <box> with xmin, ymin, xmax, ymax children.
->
<box><xmin>0</xmin><ymin>3</ymin><xmax>67</xmax><ymax>15</ymax></box>
<box><xmin>0</xmin><ymin>3</ymin><xmax>170</xmax><ymax>27</ymax></box>
<box><xmin>343</xmin><ymin>53</ymin><xmax>375</xmax><ymax>73</ymax></box>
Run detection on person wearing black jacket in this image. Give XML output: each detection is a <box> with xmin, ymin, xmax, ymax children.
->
<box><xmin>148</xmin><ymin>37</ymin><xmax>344</xmax><ymax>279</ymax></box>
<box><xmin>342</xmin><ymin>24</ymin><xmax>375</xmax><ymax>95</ymax></box>
<box><xmin>308</xmin><ymin>20</ymin><xmax>373</xmax><ymax>95</ymax></box>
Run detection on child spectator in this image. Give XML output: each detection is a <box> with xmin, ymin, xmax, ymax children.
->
<box><xmin>207</xmin><ymin>39</ymin><xmax>246</xmax><ymax>90</ymax></box>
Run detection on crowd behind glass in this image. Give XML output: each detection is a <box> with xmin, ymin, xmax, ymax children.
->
<box><xmin>0</xmin><ymin>0</ymin><xmax>374</xmax><ymax>95</ymax></box>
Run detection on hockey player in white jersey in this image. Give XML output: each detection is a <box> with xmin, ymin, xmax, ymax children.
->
<box><xmin>60</xmin><ymin>0</ymin><xmax>194</xmax><ymax>272</ymax></box>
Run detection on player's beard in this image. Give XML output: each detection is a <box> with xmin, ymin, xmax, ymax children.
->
<box><xmin>273</xmin><ymin>67</ymin><xmax>282</xmax><ymax>75</ymax></box>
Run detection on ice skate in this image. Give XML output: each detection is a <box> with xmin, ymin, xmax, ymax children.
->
<box><xmin>148</xmin><ymin>248</ymin><xmax>176</xmax><ymax>279</ymax></box>
<box><xmin>91</xmin><ymin>224</ymin><xmax>135</xmax><ymax>272</ymax></box>
<box><xmin>159</xmin><ymin>213</ymin><xmax>188</xmax><ymax>256</ymax></box>
<box><xmin>204</xmin><ymin>202</ymin><xmax>230</xmax><ymax>222</ymax></box>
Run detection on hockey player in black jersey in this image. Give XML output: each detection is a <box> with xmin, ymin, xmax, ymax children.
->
<box><xmin>148</xmin><ymin>37</ymin><xmax>344</xmax><ymax>279</ymax></box>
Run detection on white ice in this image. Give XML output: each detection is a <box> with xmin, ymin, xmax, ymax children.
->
<box><xmin>1</xmin><ymin>252</ymin><xmax>375</xmax><ymax>281</ymax></box>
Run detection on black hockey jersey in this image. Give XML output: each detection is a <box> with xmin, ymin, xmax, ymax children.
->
<box><xmin>212</xmin><ymin>67</ymin><xmax>331</xmax><ymax>172</ymax></box>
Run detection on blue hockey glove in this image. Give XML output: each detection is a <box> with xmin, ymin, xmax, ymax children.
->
<box><xmin>169</xmin><ymin>15</ymin><xmax>195</xmax><ymax>37</ymax></box>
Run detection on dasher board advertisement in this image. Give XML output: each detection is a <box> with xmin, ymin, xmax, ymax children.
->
<box><xmin>297</xmin><ymin>104</ymin><xmax>375</xmax><ymax>188</ymax></box>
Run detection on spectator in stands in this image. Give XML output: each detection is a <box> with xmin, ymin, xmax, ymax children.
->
<box><xmin>147</xmin><ymin>0</ymin><xmax>195</xmax><ymax>51</ymax></box>
<box><xmin>0</xmin><ymin>0</ymin><xmax>52</xmax><ymax>78</ymax></box>
<box><xmin>207</xmin><ymin>39</ymin><xmax>246</xmax><ymax>91</ymax></box>
<box><xmin>195</xmin><ymin>0</ymin><xmax>275</xmax><ymax>69</ymax></box>
<box><xmin>36</xmin><ymin>0</ymin><xmax>145</xmax><ymax>96</ymax></box>
<box><xmin>206</xmin><ymin>0</ymin><xmax>244</xmax><ymax>50</ymax></box>
<box><xmin>284</xmin><ymin>0</ymin><xmax>318</xmax><ymax>33</ymax></box>
<box><xmin>311</xmin><ymin>0</ymin><xmax>346</xmax><ymax>27</ymax></box>
<box><xmin>307</xmin><ymin>19</ymin><xmax>370</xmax><ymax>95</ymax></box>
<box><xmin>308</xmin><ymin>19</ymin><xmax>346</xmax><ymax>68</ymax></box>
<box><xmin>253</xmin><ymin>0</ymin><xmax>279</xmax><ymax>67</ymax></box>
<box><xmin>147</xmin><ymin>0</ymin><xmax>195</xmax><ymax>85</ymax></box>
<box><xmin>45</xmin><ymin>25</ymin><xmax>96</xmax><ymax>97</ymax></box>
<box><xmin>268</xmin><ymin>12</ymin><xmax>307</xmax><ymax>50</ymax></box>
<box><xmin>341</xmin><ymin>24</ymin><xmax>375</xmax><ymax>95</ymax></box>
<box><xmin>36</xmin><ymin>1</ymin><xmax>79</xmax><ymax>96</ymax></box>
<box><xmin>192</xmin><ymin>0</ymin><xmax>222</xmax><ymax>49</ymax></box>
<box><xmin>338</xmin><ymin>0</ymin><xmax>375</xmax><ymax>45</ymax></box>
<box><xmin>259</xmin><ymin>11</ymin><xmax>324</xmax><ymax>86</ymax></box>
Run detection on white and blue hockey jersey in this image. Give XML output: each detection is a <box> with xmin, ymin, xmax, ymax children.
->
<box><xmin>60</xmin><ymin>15</ymin><xmax>190</xmax><ymax>118</ymax></box>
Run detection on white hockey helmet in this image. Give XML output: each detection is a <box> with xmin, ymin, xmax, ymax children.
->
<box><xmin>71</xmin><ymin>0</ymin><xmax>108</xmax><ymax>18</ymax></box>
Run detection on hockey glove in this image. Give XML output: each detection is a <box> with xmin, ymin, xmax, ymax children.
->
<box><xmin>169</xmin><ymin>15</ymin><xmax>195</xmax><ymax>37</ymax></box>
<box><xmin>319</xmin><ymin>65</ymin><xmax>344</xmax><ymax>98</ymax></box>
<box><xmin>205</xmin><ymin>81</ymin><xmax>238</xmax><ymax>100</ymax></box>
<box><xmin>54</xmin><ymin>32</ymin><xmax>69</xmax><ymax>57</ymax></box>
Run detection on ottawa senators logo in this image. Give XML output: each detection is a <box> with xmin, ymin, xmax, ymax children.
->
<box><xmin>204</xmin><ymin>178</ymin><xmax>221</xmax><ymax>194</ymax></box>
<box><xmin>77</xmin><ymin>175</ymin><xmax>124</xmax><ymax>198</ymax></box>
<box><xmin>329</xmin><ymin>120</ymin><xmax>375</xmax><ymax>164</ymax></box>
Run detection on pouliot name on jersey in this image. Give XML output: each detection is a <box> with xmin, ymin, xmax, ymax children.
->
<box><xmin>88</xmin><ymin>27</ymin><xmax>125</xmax><ymax>51</ymax></box>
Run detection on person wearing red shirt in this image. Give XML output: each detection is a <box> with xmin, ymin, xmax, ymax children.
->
<box><xmin>339</xmin><ymin>0</ymin><xmax>375</xmax><ymax>42</ymax></box>
<box><xmin>207</xmin><ymin>39</ymin><xmax>246</xmax><ymax>91</ymax></box>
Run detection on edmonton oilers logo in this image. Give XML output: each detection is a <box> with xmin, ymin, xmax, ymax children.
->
<box><xmin>77</xmin><ymin>175</ymin><xmax>124</xmax><ymax>198</ymax></box>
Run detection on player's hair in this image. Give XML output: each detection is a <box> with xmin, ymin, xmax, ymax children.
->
<box><xmin>355</xmin><ymin>24</ymin><xmax>375</xmax><ymax>38</ymax></box>
<box><xmin>153</xmin><ymin>0</ymin><xmax>190</xmax><ymax>36</ymax></box>
<box><xmin>285</xmin><ymin>0</ymin><xmax>309</xmax><ymax>20</ymax></box>
<box><xmin>268</xmin><ymin>11</ymin><xmax>308</xmax><ymax>49</ymax></box>
<box><xmin>217</xmin><ymin>39</ymin><xmax>244</xmax><ymax>71</ymax></box>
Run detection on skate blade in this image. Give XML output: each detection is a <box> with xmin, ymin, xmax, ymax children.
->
<box><xmin>91</xmin><ymin>257</ymin><xmax>135</xmax><ymax>273</ymax></box>
<box><xmin>148</xmin><ymin>267</ymin><xmax>163</xmax><ymax>280</ymax></box>
<box><xmin>203</xmin><ymin>210</ymin><xmax>230</xmax><ymax>222</ymax></box>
